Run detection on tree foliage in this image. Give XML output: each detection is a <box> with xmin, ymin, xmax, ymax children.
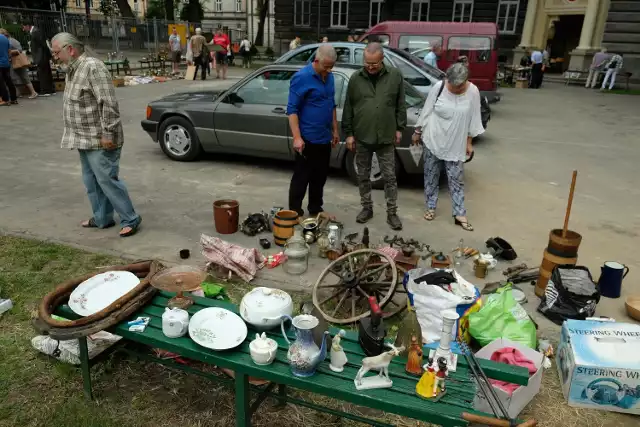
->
<box><xmin>254</xmin><ymin>0</ymin><xmax>269</xmax><ymax>46</ymax></box>
<box><xmin>179</xmin><ymin>0</ymin><xmax>203</xmax><ymax>22</ymax></box>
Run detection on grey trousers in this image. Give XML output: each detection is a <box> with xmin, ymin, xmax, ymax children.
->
<box><xmin>356</xmin><ymin>143</ymin><xmax>398</xmax><ymax>214</ymax></box>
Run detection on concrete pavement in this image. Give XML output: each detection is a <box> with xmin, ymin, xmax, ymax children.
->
<box><xmin>1</xmin><ymin>74</ymin><xmax>639</xmax><ymax>335</ymax></box>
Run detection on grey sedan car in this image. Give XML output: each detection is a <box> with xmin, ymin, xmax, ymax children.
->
<box><xmin>141</xmin><ymin>64</ymin><xmax>427</xmax><ymax>188</ymax></box>
<box><xmin>275</xmin><ymin>42</ymin><xmax>490</xmax><ymax>128</ymax></box>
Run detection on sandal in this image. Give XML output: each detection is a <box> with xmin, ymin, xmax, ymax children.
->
<box><xmin>120</xmin><ymin>216</ymin><xmax>142</xmax><ymax>237</ymax></box>
<box><xmin>423</xmin><ymin>210</ymin><xmax>435</xmax><ymax>221</ymax></box>
<box><xmin>81</xmin><ymin>218</ymin><xmax>116</xmax><ymax>229</ymax></box>
<box><xmin>454</xmin><ymin>216</ymin><xmax>474</xmax><ymax>231</ymax></box>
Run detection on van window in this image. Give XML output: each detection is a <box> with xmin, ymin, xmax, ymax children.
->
<box><xmin>398</xmin><ymin>35</ymin><xmax>443</xmax><ymax>53</ymax></box>
<box><xmin>446</xmin><ymin>36</ymin><xmax>492</xmax><ymax>63</ymax></box>
<box><xmin>365</xmin><ymin>34</ymin><xmax>389</xmax><ymax>45</ymax></box>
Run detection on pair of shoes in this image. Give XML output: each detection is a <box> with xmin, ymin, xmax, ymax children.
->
<box><xmin>356</xmin><ymin>208</ymin><xmax>373</xmax><ymax>223</ymax></box>
<box><xmin>387</xmin><ymin>213</ymin><xmax>403</xmax><ymax>231</ymax></box>
<box><xmin>81</xmin><ymin>217</ymin><xmax>116</xmax><ymax>229</ymax></box>
<box><xmin>454</xmin><ymin>216</ymin><xmax>474</xmax><ymax>231</ymax></box>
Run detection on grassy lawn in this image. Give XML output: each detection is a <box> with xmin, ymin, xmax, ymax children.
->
<box><xmin>1</xmin><ymin>235</ymin><xmax>638</xmax><ymax>427</ymax></box>
<box><xmin>605</xmin><ymin>88</ymin><xmax>640</xmax><ymax>95</ymax></box>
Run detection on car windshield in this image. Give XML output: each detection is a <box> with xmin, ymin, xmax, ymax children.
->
<box><xmin>388</xmin><ymin>47</ymin><xmax>445</xmax><ymax>79</ymax></box>
<box><xmin>404</xmin><ymin>81</ymin><xmax>424</xmax><ymax>108</ymax></box>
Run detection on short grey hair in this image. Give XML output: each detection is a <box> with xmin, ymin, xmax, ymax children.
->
<box><xmin>52</xmin><ymin>32</ymin><xmax>85</xmax><ymax>53</ymax></box>
<box><xmin>365</xmin><ymin>42</ymin><xmax>384</xmax><ymax>56</ymax></box>
<box><xmin>195</xmin><ymin>27</ymin><xmax>202</xmax><ymax>34</ymax></box>
<box><xmin>446</xmin><ymin>63</ymin><xmax>469</xmax><ymax>86</ymax></box>
<box><xmin>316</xmin><ymin>44</ymin><xmax>337</xmax><ymax>62</ymax></box>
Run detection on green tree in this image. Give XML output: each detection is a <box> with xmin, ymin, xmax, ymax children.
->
<box><xmin>179</xmin><ymin>0</ymin><xmax>204</xmax><ymax>22</ymax></box>
<box><xmin>145</xmin><ymin>0</ymin><xmax>167</xmax><ymax>19</ymax></box>
<box><xmin>254</xmin><ymin>0</ymin><xmax>269</xmax><ymax>46</ymax></box>
<box><xmin>97</xmin><ymin>0</ymin><xmax>134</xmax><ymax>17</ymax></box>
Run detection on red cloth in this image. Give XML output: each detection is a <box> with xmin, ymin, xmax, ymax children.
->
<box><xmin>489</xmin><ymin>347</ymin><xmax>538</xmax><ymax>395</ymax></box>
<box><xmin>201</xmin><ymin>234</ymin><xmax>266</xmax><ymax>282</ymax></box>
<box><xmin>213</xmin><ymin>34</ymin><xmax>230</xmax><ymax>53</ymax></box>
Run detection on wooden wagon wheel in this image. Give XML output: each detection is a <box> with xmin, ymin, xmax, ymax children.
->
<box><xmin>312</xmin><ymin>249</ymin><xmax>398</xmax><ymax>324</ymax></box>
<box><xmin>379</xmin><ymin>263</ymin><xmax>409</xmax><ymax>319</ymax></box>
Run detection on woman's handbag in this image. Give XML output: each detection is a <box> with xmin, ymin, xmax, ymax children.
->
<box><xmin>11</xmin><ymin>51</ymin><xmax>30</xmax><ymax>69</ymax></box>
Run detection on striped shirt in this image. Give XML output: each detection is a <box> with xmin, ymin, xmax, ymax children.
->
<box><xmin>61</xmin><ymin>54</ymin><xmax>123</xmax><ymax>150</ymax></box>
<box><xmin>605</xmin><ymin>54</ymin><xmax>623</xmax><ymax>71</ymax></box>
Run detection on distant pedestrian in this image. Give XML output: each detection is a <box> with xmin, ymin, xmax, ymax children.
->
<box><xmin>423</xmin><ymin>43</ymin><xmax>440</xmax><ymax>70</ymax></box>
<box><xmin>601</xmin><ymin>53</ymin><xmax>623</xmax><ymax>91</ymax></box>
<box><xmin>529</xmin><ymin>49</ymin><xmax>544</xmax><ymax>88</ymax></box>
<box><xmin>0</xmin><ymin>28</ymin><xmax>38</xmax><ymax>99</ymax></box>
<box><xmin>343</xmin><ymin>43</ymin><xmax>406</xmax><ymax>230</ymax></box>
<box><xmin>347</xmin><ymin>35</ymin><xmax>355</xmax><ymax>42</ymax></box>
<box><xmin>412</xmin><ymin>63</ymin><xmax>484</xmax><ymax>232</ymax></box>
<box><xmin>585</xmin><ymin>48</ymin><xmax>609</xmax><ymax>89</ymax></box>
<box><xmin>322</xmin><ymin>36</ymin><xmax>329</xmax><ymax>43</ymax></box>
<box><xmin>168</xmin><ymin>27</ymin><xmax>182</xmax><ymax>75</ymax></box>
<box><xmin>286</xmin><ymin>45</ymin><xmax>339</xmax><ymax>217</ymax></box>
<box><xmin>212</xmin><ymin>29</ymin><xmax>231</xmax><ymax>79</ymax></box>
<box><xmin>240</xmin><ymin>35</ymin><xmax>251</xmax><ymax>68</ymax></box>
<box><xmin>30</xmin><ymin>24</ymin><xmax>55</xmax><ymax>96</ymax></box>
<box><xmin>0</xmin><ymin>32</ymin><xmax>17</xmax><ymax>106</ymax></box>
<box><xmin>51</xmin><ymin>33</ymin><xmax>142</xmax><ymax>237</ymax></box>
<box><xmin>190</xmin><ymin>28</ymin><xmax>207</xmax><ymax>80</ymax></box>
<box><xmin>289</xmin><ymin>36</ymin><xmax>301</xmax><ymax>51</ymax></box>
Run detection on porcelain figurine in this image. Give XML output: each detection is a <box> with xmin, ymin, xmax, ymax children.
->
<box><xmin>354</xmin><ymin>344</ymin><xmax>405</xmax><ymax>391</ymax></box>
<box><xmin>416</xmin><ymin>358</ymin><xmax>436</xmax><ymax>398</ymax></box>
<box><xmin>249</xmin><ymin>332</ymin><xmax>278</xmax><ymax>365</ymax></box>
<box><xmin>330</xmin><ymin>329</ymin><xmax>348</xmax><ymax>372</ymax></box>
<box><xmin>432</xmin><ymin>357</ymin><xmax>448</xmax><ymax>397</ymax></box>
<box><xmin>281</xmin><ymin>314</ymin><xmax>329</xmax><ymax>377</ymax></box>
<box><xmin>405</xmin><ymin>335</ymin><xmax>423</xmax><ymax>376</ymax></box>
<box><xmin>162</xmin><ymin>307</ymin><xmax>189</xmax><ymax>338</ymax></box>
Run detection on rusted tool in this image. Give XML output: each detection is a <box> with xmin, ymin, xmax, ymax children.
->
<box><xmin>503</xmin><ymin>264</ymin><xmax>528</xmax><ymax>276</ymax></box>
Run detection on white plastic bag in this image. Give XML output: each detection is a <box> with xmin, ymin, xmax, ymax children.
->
<box><xmin>409</xmin><ymin>144</ymin><xmax>423</xmax><ymax>167</ymax></box>
<box><xmin>403</xmin><ymin>267</ymin><xmax>481</xmax><ymax>344</ymax></box>
<box><xmin>31</xmin><ymin>331</ymin><xmax>121</xmax><ymax>365</ymax></box>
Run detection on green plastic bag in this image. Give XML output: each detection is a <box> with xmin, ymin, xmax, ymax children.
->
<box><xmin>468</xmin><ymin>286</ymin><xmax>537</xmax><ymax>349</ymax></box>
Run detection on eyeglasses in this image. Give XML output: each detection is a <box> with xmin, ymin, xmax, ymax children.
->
<box><xmin>52</xmin><ymin>44</ymin><xmax>68</xmax><ymax>55</ymax></box>
<box><xmin>364</xmin><ymin>60</ymin><xmax>382</xmax><ymax>68</ymax></box>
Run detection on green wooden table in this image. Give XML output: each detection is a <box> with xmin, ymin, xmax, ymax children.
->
<box><xmin>55</xmin><ymin>291</ymin><xmax>530</xmax><ymax>427</ymax></box>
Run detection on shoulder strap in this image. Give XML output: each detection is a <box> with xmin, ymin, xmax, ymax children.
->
<box><xmin>435</xmin><ymin>80</ymin><xmax>445</xmax><ymax>102</ymax></box>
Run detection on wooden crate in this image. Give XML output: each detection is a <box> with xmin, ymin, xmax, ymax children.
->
<box><xmin>515</xmin><ymin>79</ymin><xmax>529</xmax><ymax>89</ymax></box>
<box><xmin>112</xmin><ymin>78</ymin><xmax>125</xmax><ymax>87</ymax></box>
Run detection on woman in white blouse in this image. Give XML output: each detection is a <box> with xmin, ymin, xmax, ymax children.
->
<box><xmin>411</xmin><ymin>63</ymin><xmax>484</xmax><ymax>231</ymax></box>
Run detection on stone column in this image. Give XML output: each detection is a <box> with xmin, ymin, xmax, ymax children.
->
<box><xmin>577</xmin><ymin>0</ymin><xmax>600</xmax><ymax>50</ymax></box>
<box><xmin>518</xmin><ymin>0</ymin><xmax>539</xmax><ymax>47</ymax></box>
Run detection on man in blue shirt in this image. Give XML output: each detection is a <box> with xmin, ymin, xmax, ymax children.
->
<box><xmin>287</xmin><ymin>45</ymin><xmax>339</xmax><ymax>217</ymax></box>
<box><xmin>0</xmin><ymin>33</ymin><xmax>18</xmax><ymax>106</ymax></box>
<box><xmin>423</xmin><ymin>43</ymin><xmax>441</xmax><ymax>70</ymax></box>
<box><xmin>529</xmin><ymin>49</ymin><xmax>544</xmax><ymax>89</ymax></box>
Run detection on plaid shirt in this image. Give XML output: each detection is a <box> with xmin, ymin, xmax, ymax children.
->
<box><xmin>605</xmin><ymin>54</ymin><xmax>624</xmax><ymax>71</ymax></box>
<box><xmin>61</xmin><ymin>54</ymin><xmax>123</xmax><ymax>150</ymax></box>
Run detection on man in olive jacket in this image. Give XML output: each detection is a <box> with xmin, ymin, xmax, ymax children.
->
<box><xmin>343</xmin><ymin>43</ymin><xmax>406</xmax><ymax>230</ymax></box>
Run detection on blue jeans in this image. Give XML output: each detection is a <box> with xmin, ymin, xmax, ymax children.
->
<box><xmin>79</xmin><ymin>148</ymin><xmax>140</xmax><ymax>229</ymax></box>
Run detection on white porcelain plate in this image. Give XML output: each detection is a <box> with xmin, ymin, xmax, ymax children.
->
<box><xmin>189</xmin><ymin>307</ymin><xmax>248</xmax><ymax>351</ymax></box>
<box><xmin>69</xmin><ymin>271</ymin><xmax>141</xmax><ymax>316</ymax></box>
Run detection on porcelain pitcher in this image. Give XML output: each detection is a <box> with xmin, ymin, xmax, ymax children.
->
<box><xmin>281</xmin><ymin>314</ymin><xmax>328</xmax><ymax>377</ymax></box>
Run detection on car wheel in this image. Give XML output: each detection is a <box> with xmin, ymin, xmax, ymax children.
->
<box><xmin>158</xmin><ymin>116</ymin><xmax>202</xmax><ymax>162</ymax></box>
<box><xmin>345</xmin><ymin>149</ymin><xmax>401</xmax><ymax>190</ymax></box>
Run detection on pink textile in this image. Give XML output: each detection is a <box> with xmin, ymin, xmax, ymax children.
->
<box><xmin>489</xmin><ymin>347</ymin><xmax>538</xmax><ymax>395</ymax></box>
<box><xmin>201</xmin><ymin>234</ymin><xmax>266</xmax><ymax>282</ymax></box>
<box><xmin>377</xmin><ymin>246</ymin><xmax>401</xmax><ymax>261</ymax></box>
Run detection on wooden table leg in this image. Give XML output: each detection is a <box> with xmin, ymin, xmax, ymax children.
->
<box><xmin>235</xmin><ymin>372</ymin><xmax>251</xmax><ymax>427</ymax></box>
<box><xmin>275</xmin><ymin>384</ymin><xmax>287</xmax><ymax>409</ymax></box>
<box><xmin>78</xmin><ymin>336</ymin><xmax>93</xmax><ymax>400</ymax></box>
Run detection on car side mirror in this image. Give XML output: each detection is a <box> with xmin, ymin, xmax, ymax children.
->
<box><xmin>226</xmin><ymin>92</ymin><xmax>244</xmax><ymax>105</ymax></box>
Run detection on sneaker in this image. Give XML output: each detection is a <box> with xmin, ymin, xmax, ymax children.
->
<box><xmin>356</xmin><ymin>208</ymin><xmax>373</xmax><ymax>224</ymax></box>
<box><xmin>387</xmin><ymin>213</ymin><xmax>403</xmax><ymax>230</ymax></box>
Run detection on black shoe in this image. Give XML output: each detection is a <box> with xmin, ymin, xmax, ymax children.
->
<box><xmin>387</xmin><ymin>213</ymin><xmax>403</xmax><ymax>230</ymax></box>
<box><xmin>356</xmin><ymin>208</ymin><xmax>373</xmax><ymax>224</ymax></box>
<box><xmin>308</xmin><ymin>209</ymin><xmax>323</xmax><ymax>217</ymax></box>
<box><xmin>291</xmin><ymin>208</ymin><xmax>304</xmax><ymax>217</ymax></box>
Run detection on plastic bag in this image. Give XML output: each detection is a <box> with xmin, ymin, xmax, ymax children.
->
<box><xmin>31</xmin><ymin>331</ymin><xmax>121</xmax><ymax>365</ymax></box>
<box><xmin>469</xmin><ymin>286</ymin><xmax>537</xmax><ymax>349</ymax></box>
<box><xmin>409</xmin><ymin>144</ymin><xmax>423</xmax><ymax>167</ymax></box>
<box><xmin>537</xmin><ymin>265</ymin><xmax>599</xmax><ymax>325</ymax></box>
<box><xmin>403</xmin><ymin>267</ymin><xmax>481</xmax><ymax>344</ymax></box>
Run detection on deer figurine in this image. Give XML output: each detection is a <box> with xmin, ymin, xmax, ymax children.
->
<box><xmin>354</xmin><ymin>344</ymin><xmax>405</xmax><ymax>391</ymax></box>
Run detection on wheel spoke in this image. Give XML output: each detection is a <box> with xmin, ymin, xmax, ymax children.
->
<box><xmin>348</xmin><ymin>256</ymin><xmax>355</xmax><ymax>273</ymax></box>
<box><xmin>317</xmin><ymin>283</ymin><xmax>345</xmax><ymax>289</ymax></box>
<box><xmin>356</xmin><ymin>285</ymin><xmax>370</xmax><ymax>300</ymax></box>
<box><xmin>359</xmin><ymin>264</ymin><xmax>389</xmax><ymax>281</ymax></box>
<box><xmin>351</xmin><ymin>289</ymin><xmax>356</xmax><ymax>318</ymax></box>
<box><xmin>328</xmin><ymin>268</ymin><xmax>342</xmax><ymax>279</ymax></box>
<box><xmin>354</xmin><ymin>252</ymin><xmax>373</xmax><ymax>279</ymax></box>
<box><xmin>331</xmin><ymin>290</ymin><xmax>351</xmax><ymax>318</ymax></box>
<box><xmin>319</xmin><ymin>288</ymin><xmax>345</xmax><ymax>306</ymax></box>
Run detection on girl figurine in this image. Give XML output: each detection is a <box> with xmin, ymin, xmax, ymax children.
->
<box><xmin>405</xmin><ymin>335</ymin><xmax>423</xmax><ymax>376</ymax></box>
<box><xmin>432</xmin><ymin>357</ymin><xmax>448</xmax><ymax>397</ymax></box>
<box><xmin>415</xmin><ymin>357</ymin><xmax>436</xmax><ymax>398</ymax></box>
<box><xmin>330</xmin><ymin>329</ymin><xmax>348</xmax><ymax>372</ymax></box>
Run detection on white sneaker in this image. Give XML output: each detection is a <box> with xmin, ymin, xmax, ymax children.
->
<box><xmin>40</xmin><ymin>93</ymin><xmax>51</xmax><ymax>97</ymax></box>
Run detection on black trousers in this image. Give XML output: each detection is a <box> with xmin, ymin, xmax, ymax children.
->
<box><xmin>193</xmin><ymin>55</ymin><xmax>207</xmax><ymax>80</ymax></box>
<box><xmin>530</xmin><ymin>63</ymin><xmax>543</xmax><ymax>89</ymax></box>
<box><xmin>37</xmin><ymin>61</ymin><xmax>55</xmax><ymax>94</ymax></box>
<box><xmin>288</xmin><ymin>142</ymin><xmax>332</xmax><ymax>217</ymax></box>
<box><xmin>0</xmin><ymin>67</ymin><xmax>17</xmax><ymax>102</ymax></box>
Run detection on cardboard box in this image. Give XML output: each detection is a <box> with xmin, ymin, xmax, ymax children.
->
<box><xmin>473</xmin><ymin>338</ymin><xmax>543</xmax><ymax>418</ymax></box>
<box><xmin>112</xmin><ymin>78</ymin><xmax>125</xmax><ymax>87</ymax></box>
<box><xmin>515</xmin><ymin>79</ymin><xmax>528</xmax><ymax>89</ymax></box>
<box><xmin>557</xmin><ymin>319</ymin><xmax>640</xmax><ymax>415</ymax></box>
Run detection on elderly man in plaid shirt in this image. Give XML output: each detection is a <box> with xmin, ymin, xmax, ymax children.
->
<box><xmin>51</xmin><ymin>33</ymin><xmax>141</xmax><ymax>237</ymax></box>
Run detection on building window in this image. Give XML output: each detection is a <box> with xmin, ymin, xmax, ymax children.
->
<box><xmin>236</xmin><ymin>0</ymin><xmax>242</xmax><ymax>13</ymax></box>
<box><xmin>452</xmin><ymin>0</ymin><xmax>473</xmax><ymax>22</ymax></box>
<box><xmin>370</xmin><ymin>0</ymin><xmax>383</xmax><ymax>27</ymax></box>
<box><xmin>215</xmin><ymin>0</ymin><xmax>223</xmax><ymax>12</ymax></box>
<box><xmin>294</xmin><ymin>0</ymin><xmax>311</xmax><ymax>27</ymax></box>
<box><xmin>331</xmin><ymin>0</ymin><xmax>349</xmax><ymax>28</ymax></box>
<box><xmin>76</xmin><ymin>0</ymin><xmax>93</xmax><ymax>7</ymax></box>
<box><xmin>410</xmin><ymin>0</ymin><xmax>430</xmax><ymax>22</ymax></box>
<box><xmin>497</xmin><ymin>0</ymin><xmax>519</xmax><ymax>34</ymax></box>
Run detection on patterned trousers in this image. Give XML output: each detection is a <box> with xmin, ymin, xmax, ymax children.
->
<box><xmin>423</xmin><ymin>147</ymin><xmax>466</xmax><ymax>217</ymax></box>
<box><xmin>356</xmin><ymin>143</ymin><xmax>398</xmax><ymax>214</ymax></box>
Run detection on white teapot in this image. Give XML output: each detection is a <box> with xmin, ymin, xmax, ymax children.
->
<box><xmin>249</xmin><ymin>332</ymin><xmax>278</xmax><ymax>365</ymax></box>
<box><xmin>162</xmin><ymin>307</ymin><xmax>189</xmax><ymax>338</ymax></box>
